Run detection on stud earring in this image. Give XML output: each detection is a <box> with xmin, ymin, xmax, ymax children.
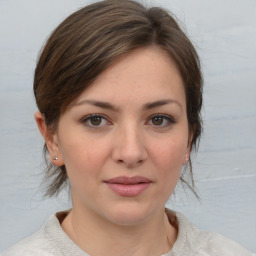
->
<box><xmin>185</xmin><ymin>154</ymin><xmax>189</xmax><ymax>162</ymax></box>
<box><xmin>52</xmin><ymin>156</ymin><xmax>58</xmax><ymax>160</ymax></box>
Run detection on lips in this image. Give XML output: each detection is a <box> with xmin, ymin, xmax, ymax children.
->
<box><xmin>104</xmin><ymin>176</ymin><xmax>152</xmax><ymax>197</ymax></box>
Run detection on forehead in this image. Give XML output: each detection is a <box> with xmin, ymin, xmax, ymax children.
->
<box><xmin>73</xmin><ymin>46</ymin><xmax>186</xmax><ymax>108</ymax></box>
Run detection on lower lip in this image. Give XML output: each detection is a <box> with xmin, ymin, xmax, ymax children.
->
<box><xmin>105</xmin><ymin>183</ymin><xmax>151</xmax><ymax>197</ymax></box>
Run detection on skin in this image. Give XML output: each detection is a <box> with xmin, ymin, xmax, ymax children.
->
<box><xmin>35</xmin><ymin>46</ymin><xmax>191</xmax><ymax>256</ymax></box>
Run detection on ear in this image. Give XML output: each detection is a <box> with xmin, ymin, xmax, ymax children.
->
<box><xmin>34</xmin><ymin>111</ymin><xmax>64</xmax><ymax>166</ymax></box>
<box><xmin>182</xmin><ymin>129</ymin><xmax>194</xmax><ymax>165</ymax></box>
<box><xmin>182</xmin><ymin>152</ymin><xmax>190</xmax><ymax>165</ymax></box>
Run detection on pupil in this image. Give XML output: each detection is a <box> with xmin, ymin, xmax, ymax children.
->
<box><xmin>91</xmin><ymin>116</ymin><xmax>101</xmax><ymax>125</ymax></box>
<box><xmin>152</xmin><ymin>117</ymin><xmax>163</xmax><ymax>125</ymax></box>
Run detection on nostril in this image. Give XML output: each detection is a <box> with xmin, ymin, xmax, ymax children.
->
<box><xmin>111</xmin><ymin>132</ymin><xmax>148</xmax><ymax>166</ymax></box>
<box><xmin>114</xmin><ymin>156</ymin><xmax>146</xmax><ymax>168</ymax></box>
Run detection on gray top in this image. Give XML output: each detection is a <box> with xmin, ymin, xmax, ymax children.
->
<box><xmin>1</xmin><ymin>209</ymin><xmax>254</xmax><ymax>256</ymax></box>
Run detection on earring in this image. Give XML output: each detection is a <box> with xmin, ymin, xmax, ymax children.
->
<box><xmin>185</xmin><ymin>154</ymin><xmax>189</xmax><ymax>162</ymax></box>
<box><xmin>52</xmin><ymin>156</ymin><xmax>58</xmax><ymax>160</ymax></box>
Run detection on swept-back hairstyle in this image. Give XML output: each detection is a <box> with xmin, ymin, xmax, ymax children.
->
<box><xmin>34</xmin><ymin>0</ymin><xmax>203</xmax><ymax>197</ymax></box>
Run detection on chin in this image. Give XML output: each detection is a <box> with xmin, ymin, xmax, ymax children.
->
<box><xmin>102</xmin><ymin>202</ymin><xmax>158</xmax><ymax>226</ymax></box>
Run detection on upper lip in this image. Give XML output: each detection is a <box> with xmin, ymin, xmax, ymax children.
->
<box><xmin>104</xmin><ymin>176</ymin><xmax>152</xmax><ymax>184</ymax></box>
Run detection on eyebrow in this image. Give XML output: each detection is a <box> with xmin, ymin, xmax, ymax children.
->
<box><xmin>73</xmin><ymin>98</ymin><xmax>182</xmax><ymax>111</ymax></box>
<box><xmin>73</xmin><ymin>99</ymin><xmax>119</xmax><ymax>111</ymax></box>
<box><xmin>143</xmin><ymin>99</ymin><xmax>182</xmax><ymax>110</ymax></box>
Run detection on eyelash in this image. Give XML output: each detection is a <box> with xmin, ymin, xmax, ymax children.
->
<box><xmin>81</xmin><ymin>114</ymin><xmax>111</xmax><ymax>128</ymax></box>
<box><xmin>80</xmin><ymin>114</ymin><xmax>175</xmax><ymax>129</ymax></box>
<box><xmin>147</xmin><ymin>114</ymin><xmax>175</xmax><ymax>128</ymax></box>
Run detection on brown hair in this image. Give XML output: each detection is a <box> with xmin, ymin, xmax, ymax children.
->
<box><xmin>34</xmin><ymin>0</ymin><xmax>203</xmax><ymax>197</ymax></box>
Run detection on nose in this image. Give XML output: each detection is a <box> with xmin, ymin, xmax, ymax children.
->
<box><xmin>111</xmin><ymin>125</ymin><xmax>148</xmax><ymax>168</ymax></box>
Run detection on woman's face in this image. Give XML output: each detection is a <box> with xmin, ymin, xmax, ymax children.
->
<box><xmin>51</xmin><ymin>47</ymin><xmax>190</xmax><ymax>225</ymax></box>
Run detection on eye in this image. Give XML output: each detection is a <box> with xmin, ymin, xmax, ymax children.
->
<box><xmin>151</xmin><ymin>116</ymin><xmax>165</xmax><ymax>126</ymax></box>
<box><xmin>90</xmin><ymin>116</ymin><xmax>103</xmax><ymax>126</ymax></box>
<box><xmin>148</xmin><ymin>114</ymin><xmax>174</xmax><ymax>128</ymax></box>
<box><xmin>81</xmin><ymin>114</ymin><xmax>110</xmax><ymax>128</ymax></box>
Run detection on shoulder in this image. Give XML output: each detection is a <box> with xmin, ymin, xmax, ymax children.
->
<box><xmin>1</xmin><ymin>232</ymin><xmax>54</xmax><ymax>256</ymax></box>
<box><xmin>166</xmin><ymin>209</ymin><xmax>255</xmax><ymax>256</ymax></box>
<box><xmin>197</xmin><ymin>232</ymin><xmax>254</xmax><ymax>256</ymax></box>
<box><xmin>1</xmin><ymin>214</ymin><xmax>60</xmax><ymax>256</ymax></box>
<box><xmin>1</xmin><ymin>210</ymin><xmax>85</xmax><ymax>256</ymax></box>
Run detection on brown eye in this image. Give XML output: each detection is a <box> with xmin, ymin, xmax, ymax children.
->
<box><xmin>152</xmin><ymin>116</ymin><xmax>164</xmax><ymax>125</ymax></box>
<box><xmin>148</xmin><ymin>115</ymin><xmax>174</xmax><ymax>128</ymax></box>
<box><xmin>81</xmin><ymin>114</ymin><xmax>109</xmax><ymax>128</ymax></box>
<box><xmin>90</xmin><ymin>116</ymin><xmax>102</xmax><ymax>126</ymax></box>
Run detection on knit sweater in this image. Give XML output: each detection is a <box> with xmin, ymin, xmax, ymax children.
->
<box><xmin>1</xmin><ymin>209</ymin><xmax>254</xmax><ymax>256</ymax></box>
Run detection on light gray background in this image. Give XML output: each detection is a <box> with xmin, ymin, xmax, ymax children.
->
<box><xmin>0</xmin><ymin>0</ymin><xmax>255</xmax><ymax>253</ymax></box>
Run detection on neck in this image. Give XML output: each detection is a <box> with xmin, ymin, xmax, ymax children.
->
<box><xmin>61</xmin><ymin>206</ymin><xmax>177</xmax><ymax>256</ymax></box>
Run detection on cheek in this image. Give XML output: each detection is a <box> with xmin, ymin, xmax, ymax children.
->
<box><xmin>152</xmin><ymin>138</ymin><xmax>187</xmax><ymax>168</ymax></box>
<box><xmin>60</xmin><ymin>141</ymin><xmax>111</xmax><ymax>198</ymax></box>
<box><xmin>59</xmin><ymin>136</ymin><xmax>111</xmax><ymax>177</ymax></box>
<box><xmin>150</xmin><ymin>136</ymin><xmax>188</xmax><ymax>188</ymax></box>
<box><xmin>147</xmin><ymin>140</ymin><xmax>186</xmax><ymax>203</ymax></box>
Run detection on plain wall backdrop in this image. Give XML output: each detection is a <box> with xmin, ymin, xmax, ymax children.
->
<box><xmin>0</xmin><ymin>0</ymin><xmax>255</xmax><ymax>253</ymax></box>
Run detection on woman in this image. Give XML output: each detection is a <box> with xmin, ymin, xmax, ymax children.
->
<box><xmin>2</xmin><ymin>0</ymin><xmax>254</xmax><ymax>255</ymax></box>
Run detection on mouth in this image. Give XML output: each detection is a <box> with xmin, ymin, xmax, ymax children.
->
<box><xmin>104</xmin><ymin>176</ymin><xmax>152</xmax><ymax>197</ymax></box>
